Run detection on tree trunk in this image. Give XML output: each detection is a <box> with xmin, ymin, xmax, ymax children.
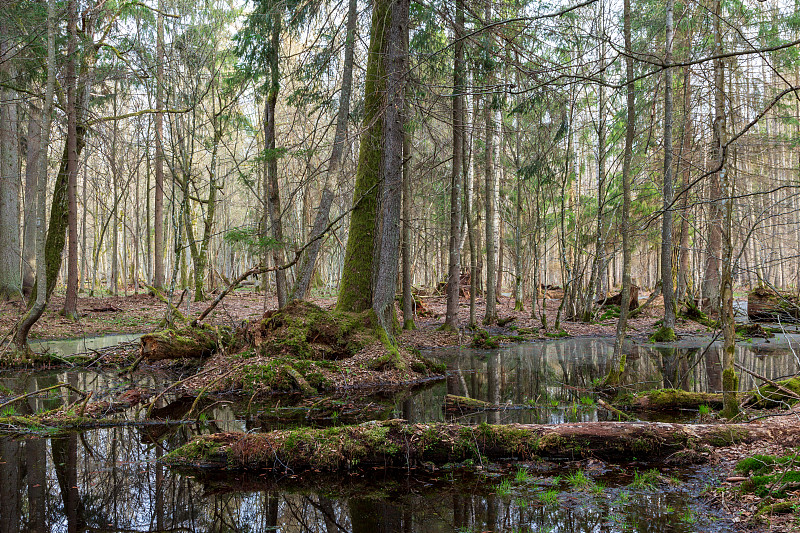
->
<box><xmin>444</xmin><ymin>0</ymin><xmax>465</xmax><ymax>330</ymax></box>
<box><xmin>168</xmin><ymin>418</ymin><xmax>797</xmax><ymax>472</ymax></box>
<box><xmin>702</xmin><ymin>4</ymin><xmax>725</xmax><ymax>314</ymax></box>
<box><xmin>676</xmin><ymin>63</ymin><xmax>693</xmax><ymax>303</ymax></box>
<box><xmin>0</xmin><ymin>23</ymin><xmax>20</xmax><ymax>300</ymax></box>
<box><xmin>13</xmin><ymin>0</ymin><xmax>55</xmax><ymax>349</ymax></box>
<box><xmin>62</xmin><ymin>0</ymin><xmax>79</xmax><ymax>319</ymax></box>
<box><xmin>291</xmin><ymin>0</ymin><xmax>357</xmax><ymax>302</ymax></box>
<box><xmin>336</xmin><ymin>0</ymin><xmax>391</xmax><ymax>313</ymax></box>
<box><xmin>22</xmin><ymin>103</ymin><xmax>42</xmax><ymax>295</ymax></box>
<box><xmin>266</xmin><ymin>19</ymin><xmax>288</xmax><ymax>308</ymax></box>
<box><xmin>372</xmin><ymin>0</ymin><xmax>408</xmax><ymax>336</ymax></box>
<box><xmin>661</xmin><ymin>0</ymin><xmax>676</xmax><ymax>332</ymax></box>
<box><xmin>402</xmin><ymin>113</ymin><xmax>415</xmax><ymax>330</ymax></box>
<box><xmin>483</xmin><ymin>18</ymin><xmax>498</xmax><ymax>325</ymax></box>
<box><xmin>610</xmin><ymin>0</ymin><xmax>636</xmax><ymax>385</ymax></box>
<box><xmin>153</xmin><ymin>0</ymin><xmax>165</xmax><ymax>290</ymax></box>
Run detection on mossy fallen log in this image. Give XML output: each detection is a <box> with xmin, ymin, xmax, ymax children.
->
<box><xmin>744</xmin><ymin>377</ymin><xmax>800</xmax><ymax>408</ymax></box>
<box><xmin>140</xmin><ymin>325</ymin><xmax>232</xmax><ymax>361</ymax></box>
<box><xmin>615</xmin><ymin>389</ymin><xmax>726</xmax><ymax>411</ymax></box>
<box><xmin>747</xmin><ymin>286</ymin><xmax>800</xmax><ymax>322</ymax></box>
<box><xmin>163</xmin><ymin>417</ymin><xmax>795</xmax><ymax>472</ymax></box>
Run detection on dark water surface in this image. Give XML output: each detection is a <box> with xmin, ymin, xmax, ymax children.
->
<box><xmin>3</xmin><ymin>333</ymin><xmax>796</xmax><ymax>532</ymax></box>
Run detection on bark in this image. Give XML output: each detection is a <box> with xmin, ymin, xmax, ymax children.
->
<box><xmin>611</xmin><ymin>0</ymin><xmax>635</xmax><ymax>384</ymax></box>
<box><xmin>291</xmin><ymin>0</ymin><xmax>357</xmax><ymax>301</ymax></box>
<box><xmin>444</xmin><ymin>0</ymin><xmax>465</xmax><ymax>330</ymax></box>
<box><xmin>153</xmin><ymin>0</ymin><xmax>165</xmax><ymax>290</ymax></box>
<box><xmin>62</xmin><ymin>0</ymin><xmax>79</xmax><ymax>319</ymax></box>
<box><xmin>0</xmin><ymin>24</ymin><xmax>20</xmax><ymax>300</ymax></box>
<box><xmin>336</xmin><ymin>0</ymin><xmax>390</xmax><ymax>313</ymax></box>
<box><xmin>661</xmin><ymin>0</ymin><xmax>676</xmax><ymax>331</ymax></box>
<box><xmin>13</xmin><ymin>0</ymin><xmax>55</xmax><ymax>349</ymax></box>
<box><xmin>167</xmin><ymin>417</ymin><xmax>798</xmax><ymax>473</ymax></box>
<box><xmin>402</xmin><ymin>115</ymin><xmax>415</xmax><ymax>330</ymax></box>
<box><xmin>372</xmin><ymin>0</ymin><xmax>408</xmax><ymax>335</ymax></box>
<box><xmin>22</xmin><ymin>103</ymin><xmax>42</xmax><ymax>295</ymax></box>
<box><xmin>266</xmin><ymin>19</ymin><xmax>288</xmax><ymax>308</ymax></box>
<box><xmin>483</xmin><ymin>46</ymin><xmax>498</xmax><ymax>324</ymax></box>
<box><xmin>747</xmin><ymin>286</ymin><xmax>800</xmax><ymax>321</ymax></box>
<box><xmin>676</xmin><ymin>64</ymin><xmax>692</xmax><ymax>303</ymax></box>
<box><xmin>139</xmin><ymin>327</ymin><xmax>229</xmax><ymax>362</ymax></box>
<box><xmin>620</xmin><ymin>389</ymin><xmax>725</xmax><ymax>411</ymax></box>
<box><xmin>702</xmin><ymin>0</ymin><xmax>725</xmax><ymax>314</ymax></box>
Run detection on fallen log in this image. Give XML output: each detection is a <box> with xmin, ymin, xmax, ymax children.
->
<box><xmin>616</xmin><ymin>389</ymin><xmax>725</xmax><ymax>411</ymax></box>
<box><xmin>597</xmin><ymin>285</ymin><xmax>639</xmax><ymax>310</ymax></box>
<box><xmin>140</xmin><ymin>325</ymin><xmax>232</xmax><ymax>362</ymax></box>
<box><xmin>163</xmin><ymin>417</ymin><xmax>797</xmax><ymax>472</ymax></box>
<box><xmin>747</xmin><ymin>286</ymin><xmax>800</xmax><ymax>322</ymax></box>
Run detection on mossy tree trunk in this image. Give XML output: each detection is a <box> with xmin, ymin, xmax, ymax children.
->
<box><xmin>336</xmin><ymin>0</ymin><xmax>390</xmax><ymax>314</ymax></box>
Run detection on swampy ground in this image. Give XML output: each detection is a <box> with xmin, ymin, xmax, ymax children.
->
<box><xmin>0</xmin><ymin>289</ymin><xmax>797</xmax><ymax>532</ymax></box>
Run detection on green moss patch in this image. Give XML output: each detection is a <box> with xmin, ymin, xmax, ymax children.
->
<box><xmin>254</xmin><ymin>301</ymin><xmax>378</xmax><ymax>361</ymax></box>
<box><xmin>649</xmin><ymin>326</ymin><xmax>677</xmax><ymax>343</ymax></box>
<box><xmin>745</xmin><ymin>378</ymin><xmax>800</xmax><ymax>409</ymax></box>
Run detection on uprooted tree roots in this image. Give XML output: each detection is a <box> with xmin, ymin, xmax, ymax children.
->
<box><xmin>142</xmin><ymin>300</ymin><xmax>445</xmax><ymax>398</ymax></box>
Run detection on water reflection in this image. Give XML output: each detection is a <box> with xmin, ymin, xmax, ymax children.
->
<box><xmin>410</xmin><ymin>336</ymin><xmax>800</xmax><ymax>424</ymax></box>
<box><xmin>1</xmin><ymin>335</ymin><xmax>798</xmax><ymax>531</ymax></box>
<box><xmin>0</xmin><ymin>424</ymin><xmax>738</xmax><ymax>532</ymax></box>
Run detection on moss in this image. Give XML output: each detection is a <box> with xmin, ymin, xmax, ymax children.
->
<box><xmin>747</xmin><ymin>377</ymin><xmax>800</xmax><ymax>408</ymax></box>
<box><xmin>680</xmin><ymin>300</ymin><xmax>717</xmax><ymax>328</ymax></box>
<box><xmin>544</xmin><ymin>329</ymin><xmax>569</xmax><ymax>338</ymax></box>
<box><xmin>736</xmin><ymin>454</ymin><xmax>797</xmax><ymax>476</ymax></box>
<box><xmin>335</xmin><ymin>0</ymin><xmax>389</xmax><ymax>314</ymax></box>
<box><xmin>743</xmin><ymin>471</ymin><xmax>800</xmax><ymax>498</ymax></box>
<box><xmin>721</xmin><ymin>368</ymin><xmax>740</xmax><ymax>419</ymax></box>
<box><xmin>706</xmin><ymin>426</ymin><xmax>748</xmax><ymax>447</ymax></box>
<box><xmin>649</xmin><ymin>326</ymin><xmax>677</xmax><ymax>343</ymax></box>
<box><xmin>754</xmin><ymin>501</ymin><xmax>797</xmax><ymax>517</ymax></box>
<box><xmin>624</xmin><ymin>389</ymin><xmax>725</xmax><ymax>410</ymax></box>
<box><xmin>471</xmin><ymin>329</ymin><xmax>500</xmax><ymax>349</ymax></box>
<box><xmin>602</xmin><ymin>353</ymin><xmax>627</xmax><ymax>388</ymax></box>
<box><xmin>597</xmin><ymin>305</ymin><xmax>620</xmax><ymax>321</ymax></box>
<box><xmin>163</xmin><ymin>437</ymin><xmax>226</xmax><ymax>465</ymax></box>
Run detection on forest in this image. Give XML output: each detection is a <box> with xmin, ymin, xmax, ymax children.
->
<box><xmin>1</xmin><ymin>0</ymin><xmax>800</xmax><ymax>530</ymax></box>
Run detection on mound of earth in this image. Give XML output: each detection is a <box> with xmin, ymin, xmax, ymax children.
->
<box><xmin>180</xmin><ymin>301</ymin><xmax>445</xmax><ymax>397</ymax></box>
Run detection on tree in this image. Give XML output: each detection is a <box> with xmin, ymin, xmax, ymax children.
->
<box><xmin>443</xmin><ymin>0</ymin><xmax>465</xmax><ymax>331</ymax></box>
<box><xmin>337</xmin><ymin>0</ymin><xmax>408</xmax><ymax>339</ymax></box>
<box><xmin>0</xmin><ymin>16</ymin><xmax>21</xmax><ymax>301</ymax></box>
<box><xmin>290</xmin><ymin>0</ymin><xmax>358</xmax><ymax>302</ymax></box>
<box><xmin>660</xmin><ymin>0</ymin><xmax>676</xmax><ymax>338</ymax></box>
<box><xmin>14</xmin><ymin>0</ymin><xmax>56</xmax><ymax>349</ymax></box>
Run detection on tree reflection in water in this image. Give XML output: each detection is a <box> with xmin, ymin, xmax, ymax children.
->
<box><xmin>0</xmin><ymin>335</ymin><xmax>797</xmax><ymax>531</ymax></box>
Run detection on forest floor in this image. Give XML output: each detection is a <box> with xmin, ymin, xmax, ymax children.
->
<box><xmin>0</xmin><ymin>286</ymin><xmax>706</xmax><ymax>343</ymax></box>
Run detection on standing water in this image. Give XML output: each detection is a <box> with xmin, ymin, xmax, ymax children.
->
<box><xmin>2</xmin><ymin>333</ymin><xmax>796</xmax><ymax>531</ymax></box>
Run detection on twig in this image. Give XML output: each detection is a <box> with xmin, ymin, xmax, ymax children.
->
<box><xmin>735</xmin><ymin>363</ymin><xmax>800</xmax><ymax>402</ymax></box>
<box><xmin>0</xmin><ymin>383</ymin><xmax>88</xmax><ymax>412</ymax></box>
